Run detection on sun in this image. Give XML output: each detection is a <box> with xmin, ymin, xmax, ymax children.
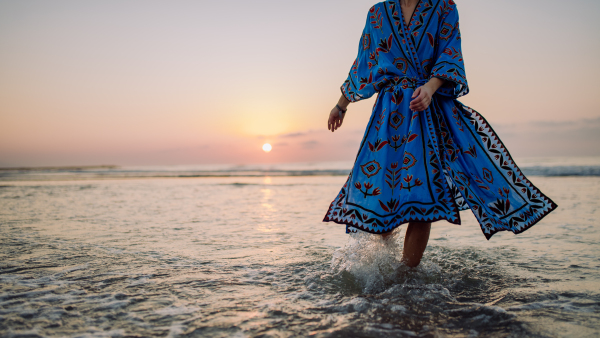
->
<box><xmin>262</xmin><ymin>143</ymin><xmax>272</xmax><ymax>153</ymax></box>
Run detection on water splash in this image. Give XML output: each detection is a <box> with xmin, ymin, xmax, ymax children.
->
<box><xmin>329</xmin><ymin>227</ymin><xmax>479</xmax><ymax>297</ymax></box>
<box><xmin>330</xmin><ymin>228</ymin><xmax>409</xmax><ymax>294</ymax></box>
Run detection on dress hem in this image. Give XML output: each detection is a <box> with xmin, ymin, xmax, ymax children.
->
<box><xmin>482</xmin><ymin>200</ymin><xmax>558</xmax><ymax>240</ymax></box>
<box><xmin>323</xmin><ymin>201</ymin><xmax>462</xmax><ymax>235</ymax></box>
<box><xmin>463</xmin><ymin>103</ymin><xmax>559</xmax><ymax>240</ymax></box>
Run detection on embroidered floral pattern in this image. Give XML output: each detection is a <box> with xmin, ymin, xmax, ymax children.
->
<box><xmin>360</xmin><ymin>160</ymin><xmax>382</xmax><ymax>178</ymax></box>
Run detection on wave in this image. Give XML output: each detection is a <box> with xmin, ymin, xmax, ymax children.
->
<box><xmin>1</xmin><ymin>162</ymin><xmax>599</xmax><ymax>181</ymax></box>
<box><xmin>520</xmin><ymin>165</ymin><xmax>600</xmax><ymax>177</ymax></box>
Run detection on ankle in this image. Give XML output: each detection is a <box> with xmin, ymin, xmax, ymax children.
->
<box><xmin>401</xmin><ymin>254</ymin><xmax>422</xmax><ymax>268</ymax></box>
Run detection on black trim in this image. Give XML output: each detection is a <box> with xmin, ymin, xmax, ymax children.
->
<box><xmin>415</xmin><ymin>0</ymin><xmax>442</xmax><ymax>51</ymax></box>
<box><xmin>432</xmin><ymin>60</ymin><xmax>466</xmax><ymax>73</ymax></box>
<box><xmin>457</xmin><ymin>103</ymin><xmax>558</xmax><ymax>239</ymax></box>
<box><xmin>406</xmin><ymin>0</ymin><xmax>422</xmax><ymax>28</ymax></box>
<box><xmin>455</xmin><ymin>101</ymin><xmax>528</xmax><ymax>204</ymax></box>
<box><xmin>346</xmin><ymin>198</ymin><xmax>437</xmax><ymax>218</ymax></box>
<box><xmin>397</xmin><ymin>1</ymin><xmax>426</xmax><ymax>80</ymax></box>
<box><xmin>347</xmin><ymin>72</ymin><xmax>359</xmax><ymax>92</ymax></box>
<box><xmin>323</xmin><ymin>207</ymin><xmax>461</xmax><ymax>235</ymax></box>
<box><xmin>462</xmin><ymin>103</ymin><xmax>558</xmax><ymax>210</ymax></box>
<box><xmin>384</xmin><ymin>3</ymin><xmax>416</xmax><ymax>71</ymax></box>
<box><xmin>418</xmin><ymin>106</ymin><xmax>436</xmax><ymax>201</ymax></box>
<box><xmin>498</xmin><ymin>203</ymin><xmax>528</xmax><ymax>220</ymax></box>
<box><xmin>340</xmin><ymin>86</ymin><xmax>353</xmax><ymax>103</ymax></box>
<box><xmin>428</xmin><ymin>96</ymin><xmax>463</xmax><ymax>216</ymax></box>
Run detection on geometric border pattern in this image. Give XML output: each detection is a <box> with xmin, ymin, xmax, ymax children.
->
<box><xmin>456</xmin><ymin>104</ymin><xmax>558</xmax><ymax>239</ymax></box>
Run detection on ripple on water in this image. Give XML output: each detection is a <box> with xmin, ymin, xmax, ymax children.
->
<box><xmin>1</xmin><ymin>226</ymin><xmax>538</xmax><ymax>338</ymax></box>
<box><xmin>292</xmin><ymin>229</ymin><xmax>538</xmax><ymax>337</ymax></box>
<box><xmin>1</xmin><ymin>177</ymin><xmax>600</xmax><ymax>337</ymax></box>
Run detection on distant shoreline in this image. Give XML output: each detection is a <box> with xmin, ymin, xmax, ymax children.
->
<box><xmin>0</xmin><ymin>165</ymin><xmax>119</xmax><ymax>171</ymax></box>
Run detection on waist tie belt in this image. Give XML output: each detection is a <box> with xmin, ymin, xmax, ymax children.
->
<box><xmin>375</xmin><ymin>76</ymin><xmax>429</xmax><ymax>92</ymax></box>
<box><xmin>414</xmin><ymin>78</ymin><xmax>429</xmax><ymax>87</ymax></box>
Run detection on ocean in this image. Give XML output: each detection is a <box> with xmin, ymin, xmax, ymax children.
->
<box><xmin>1</xmin><ymin>157</ymin><xmax>599</xmax><ymax>337</ymax></box>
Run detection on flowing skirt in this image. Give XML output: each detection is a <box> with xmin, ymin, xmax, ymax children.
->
<box><xmin>323</xmin><ymin>89</ymin><xmax>557</xmax><ymax>239</ymax></box>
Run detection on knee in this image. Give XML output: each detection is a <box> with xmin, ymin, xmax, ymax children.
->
<box><xmin>407</xmin><ymin>222</ymin><xmax>431</xmax><ymax>235</ymax></box>
<box><xmin>408</xmin><ymin>221</ymin><xmax>431</xmax><ymax>227</ymax></box>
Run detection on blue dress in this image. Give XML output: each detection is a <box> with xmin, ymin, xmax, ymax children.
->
<box><xmin>323</xmin><ymin>0</ymin><xmax>557</xmax><ymax>239</ymax></box>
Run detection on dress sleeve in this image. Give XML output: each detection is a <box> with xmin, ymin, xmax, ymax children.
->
<box><xmin>340</xmin><ymin>6</ymin><xmax>379</xmax><ymax>103</ymax></box>
<box><xmin>430</xmin><ymin>3</ymin><xmax>469</xmax><ymax>98</ymax></box>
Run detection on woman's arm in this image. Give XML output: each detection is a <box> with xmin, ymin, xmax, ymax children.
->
<box><xmin>328</xmin><ymin>95</ymin><xmax>351</xmax><ymax>132</ymax></box>
<box><xmin>408</xmin><ymin>77</ymin><xmax>446</xmax><ymax>112</ymax></box>
<box><xmin>329</xmin><ymin>76</ymin><xmax>446</xmax><ymax>133</ymax></box>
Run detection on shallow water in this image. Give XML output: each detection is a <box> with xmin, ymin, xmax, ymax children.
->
<box><xmin>0</xmin><ymin>176</ymin><xmax>599</xmax><ymax>337</ymax></box>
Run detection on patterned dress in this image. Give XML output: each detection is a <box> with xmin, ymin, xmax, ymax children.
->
<box><xmin>323</xmin><ymin>0</ymin><xmax>557</xmax><ymax>239</ymax></box>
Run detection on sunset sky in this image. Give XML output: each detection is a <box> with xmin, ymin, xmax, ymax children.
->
<box><xmin>1</xmin><ymin>0</ymin><xmax>599</xmax><ymax>167</ymax></box>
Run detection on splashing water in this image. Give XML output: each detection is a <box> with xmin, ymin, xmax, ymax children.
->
<box><xmin>331</xmin><ymin>228</ymin><xmax>407</xmax><ymax>294</ymax></box>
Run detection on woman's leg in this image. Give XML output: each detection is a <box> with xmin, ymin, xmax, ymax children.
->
<box><xmin>402</xmin><ymin>222</ymin><xmax>431</xmax><ymax>267</ymax></box>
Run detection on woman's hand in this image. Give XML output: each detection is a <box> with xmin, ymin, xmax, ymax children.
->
<box><xmin>409</xmin><ymin>85</ymin><xmax>434</xmax><ymax>112</ymax></box>
<box><xmin>328</xmin><ymin>107</ymin><xmax>345</xmax><ymax>132</ymax></box>
<box><xmin>409</xmin><ymin>77</ymin><xmax>446</xmax><ymax>112</ymax></box>
<box><xmin>328</xmin><ymin>95</ymin><xmax>350</xmax><ymax>132</ymax></box>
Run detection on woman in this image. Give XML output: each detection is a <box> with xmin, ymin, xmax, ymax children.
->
<box><xmin>323</xmin><ymin>0</ymin><xmax>557</xmax><ymax>267</ymax></box>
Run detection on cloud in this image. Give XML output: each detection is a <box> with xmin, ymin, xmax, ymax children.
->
<box><xmin>496</xmin><ymin>117</ymin><xmax>600</xmax><ymax>130</ymax></box>
<box><xmin>278</xmin><ymin>130</ymin><xmax>320</xmax><ymax>138</ymax></box>
<box><xmin>491</xmin><ymin>116</ymin><xmax>600</xmax><ymax>157</ymax></box>
<box><xmin>343</xmin><ymin>138</ymin><xmax>362</xmax><ymax>148</ymax></box>
<box><xmin>253</xmin><ymin>129</ymin><xmax>324</xmax><ymax>140</ymax></box>
<box><xmin>279</xmin><ymin>131</ymin><xmax>310</xmax><ymax>138</ymax></box>
<box><xmin>154</xmin><ymin>144</ymin><xmax>210</xmax><ymax>153</ymax></box>
<box><xmin>301</xmin><ymin>140</ymin><xmax>320</xmax><ymax>149</ymax></box>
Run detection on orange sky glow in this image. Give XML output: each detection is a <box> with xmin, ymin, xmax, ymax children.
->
<box><xmin>1</xmin><ymin>0</ymin><xmax>599</xmax><ymax>167</ymax></box>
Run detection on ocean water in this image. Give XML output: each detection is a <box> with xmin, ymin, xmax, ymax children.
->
<box><xmin>1</xmin><ymin>159</ymin><xmax>599</xmax><ymax>337</ymax></box>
